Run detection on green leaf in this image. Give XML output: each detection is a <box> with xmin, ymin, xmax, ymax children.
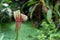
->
<box><xmin>21</xmin><ymin>1</ymin><xmax>29</xmax><ymax>10</ymax></box>
<box><xmin>27</xmin><ymin>1</ymin><xmax>38</xmax><ymax>7</ymax></box>
<box><xmin>54</xmin><ymin>2</ymin><xmax>59</xmax><ymax>11</ymax></box>
<box><xmin>47</xmin><ymin>8</ymin><xmax>52</xmax><ymax>23</ymax></box>
<box><xmin>54</xmin><ymin>2</ymin><xmax>60</xmax><ymax>17</ymax></box>
<box><xmin>45</xmin><ymin>0</ymin><xmax>49</xmax><ymax>5</ymax></box>
<box><xmin>30</xmin><ymin>3</ymin><xmax>39</xmax><ymax>19</ymax></box>
<box><xmin>21</xmin><ymin>1</ymin><xmax>38</xmax><ymax>11</ymax></box>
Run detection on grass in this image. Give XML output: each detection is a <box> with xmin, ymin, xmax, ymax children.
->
<box><xmin>0</xmin><ymin>21</ymin><xmax>39</xmax><ymax>40</ymax></box>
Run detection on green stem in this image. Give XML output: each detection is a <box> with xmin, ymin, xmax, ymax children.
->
<box><xmin>15</xmin><ymin>28</ymin><xmax>18</xmax><ymax>40</ymax></box>
<box><xmin>15</xmin><ymin>22</ymin><xmax>19</xmax><ymax>40</ymax></box>
<box><xmin>15</xmin><ymin>21</ymin><xmax>22</xmax><ymax>40</ymax></box>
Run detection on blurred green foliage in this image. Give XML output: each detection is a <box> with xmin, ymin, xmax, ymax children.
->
<box><xmin>0</xmin><ymin>0</ymin><xmax>60</xmax><ymax>40</ymax></box>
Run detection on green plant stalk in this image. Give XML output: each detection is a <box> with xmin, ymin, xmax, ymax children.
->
<box><xmin>15</xmin><ymin>28</ymin><xmax>18</xmax><ymax>40</ymax></box>
<box><xmin>15</xmin><ymin>21</ymin><xmax>22</xmax><ymax>40</ymax></box>
<box><xmin>15</xmin><ymin>22</ymin><xmax>21</xmax><ymax>40</ymax></box>
<box><xmin>15</xmin><ymin>22</ymin><xmax>19</xmax><ymax>40</ymax></box>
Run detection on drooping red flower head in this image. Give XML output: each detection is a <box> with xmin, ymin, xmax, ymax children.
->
<box><xmin>16</xmin><ymin>15</ymin><xmax>23</xmax><ymax>22</ymax></box>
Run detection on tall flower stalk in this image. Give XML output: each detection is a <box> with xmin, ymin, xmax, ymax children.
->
<box><xmin>13</xmin><ymin>10</ymin><xmax>22</xmax><ymax>40</ymax></box>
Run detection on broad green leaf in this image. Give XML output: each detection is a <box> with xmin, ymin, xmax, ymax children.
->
<box><xmin>54</xmin><ymin>2</ymin><xmax>60</xmax><ymax>17</ymax></box>
<box><xmin>47</xmin><ymin>8</ymin><xmax>52</xmax><ymax>23</ymax></box>
<box><xmin>54</xmin><ymin>2</ymin><xmax>59</xmax><ymax>11</ymax></box>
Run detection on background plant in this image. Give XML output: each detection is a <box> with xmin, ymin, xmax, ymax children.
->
<box><xmin>0</xmin><ymin>0</ymin><xmax>60</xmax><ymax>40</ymax></box>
